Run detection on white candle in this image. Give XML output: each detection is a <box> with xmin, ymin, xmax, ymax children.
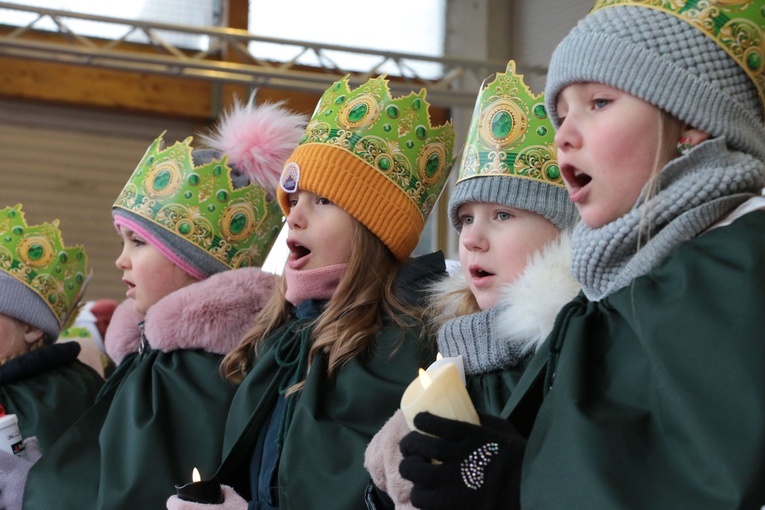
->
<box><xmin>400</xmin><ymin>360</ymin><xmax>479</xmax><ymax>431</ymax></box>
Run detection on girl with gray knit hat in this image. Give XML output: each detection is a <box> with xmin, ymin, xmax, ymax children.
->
<box><xmin>364</xmin><ymin>61</ymin><xmax>579</xmax><ymax>510</ymax></box>
<box><xmin>397</xmin><ymin>1</ymin><xmax>765</xmax><ymax>509</ymax></box>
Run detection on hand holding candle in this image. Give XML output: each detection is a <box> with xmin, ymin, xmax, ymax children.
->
<box><xmin>175</xmin><ymin>468</ymin><xmax>223</xmax><ymax>504</ymax></box>
<box><xmin>400</xmin><ymin>354</ymin><xmax>479</xmax><ymax>431</ymax></box>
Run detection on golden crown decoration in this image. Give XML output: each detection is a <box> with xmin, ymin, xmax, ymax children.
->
<box><xmin>458</xmin><ymin>60</ymin><xmax>564</xmax><ymax>187</ymax></box>
<box><xmin>296</xmin><ymin>75</ymin><xmax>456</xmax><ymax>221</ymax></box>
<box><xmin>113</xmin><ymin>133</ymin><xmax>283</xmax><ymax>269</ymax></box>
<box><xmin>0</xmin><ymin>205</ymin><xmax>88</xmax><ymax>328</ymax></box>
<box><xmin>590</xmin><ymin>0</ymin><xmax>765</xmax><ymax>115</ymax></box>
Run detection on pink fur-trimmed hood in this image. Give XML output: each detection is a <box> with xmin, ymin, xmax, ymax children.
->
<box><xmin>105</xmin><ymin>267</ymin><xmax>276</xmax><ymax>365</ymax></box>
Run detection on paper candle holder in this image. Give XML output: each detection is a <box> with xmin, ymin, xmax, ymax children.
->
<box><xmin>400</xmin><ymin>362</ymin><xmax>479</xmax><ymax>431</ymax></box>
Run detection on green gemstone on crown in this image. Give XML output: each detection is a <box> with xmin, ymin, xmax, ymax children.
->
<box><xmin>12</xmin><ymin>226</ymin><xmax>23</xmax><ymax>235</ymax></box>
<box><xmin>748</xmin><ymin>52</ymin><xmax>761</xmax><ymax>72</ymax></box>
<box><xmin>349</xmin><ymin>103</ymin><xmax>369</xmax><ymax>123</ymax></box>
<box><xmin>412</xmin><ymin>98</ymin><xmax>422</xmax><ymax>110</ymax></box>
<box><xmin>154</xmin><ymin>169</ymin><xmax>172</xmax><ymax>191</ymax></box>
<box><xmin>456</xmin><ymin>60</ymin><xmax>564</xmax><ymax>189</ymax></box>
<box><xmin>28</xmin><ymin>244</ymin><xmax>44</xmax><ymax>260</ymax></box>
<box><xmin>230</xmin><ymin>212</ymin><xmax>247</xmax><ymax>235</ymax></box>
<box><xmin>208</xmin><ymin>204</ymin><xmax>216</xmax><ymax>212</ymax></box>
<box><xmin>188</xmin><ymin>174</ymin><xmax>200</xmax><ymax>185</ymax></box>
<box><xmin>8</xmin><ymin>210</ymin><xmax>15</xmax><ymax>218</ymax></box>
<box><xmin>416</xmin><ymin>126</ymin><xmax>427</xmax><ymax>139</ymax></box>
<box><xmin>59</xmin><ymin>252</ymin><xmax>68</xmax><ymax>263</ymax></box>
<box><xmin>335</xmin><ymin>95</ymin><xmax>346</xmax><ymax>105</ymax></box>
<box><xmin>184</xmin><ymin>191</ymin><xmax>192</xmax><ymax>199</ymax></box>
<box><xmin>213</xmin><ymin>165</ymin><xmax>222</xmax><ymax>176</ymax></box>
<box><xmin>406</xmin><ymin>140</ymin><xmax>415</xmax><ymax>149</ymax></box>
<box><xmin>491</xmin><ymin>111</ymin><xmax>512</xmax><ymax>139</ymax></box>
<box><xmin>146</xmin><ymin>156</ymin><xmax>154</xmax><ymax>165</ymax></box>
<box><xmin>383</xmin><ymin>124</ymin><xmax>392</xmax><ymax>132</ymax></box>
<box><xmin>217</xmin><ymin>190</ymin><xmax>229</xmax><ymax>202</ymax></box>
<box><xmin>178</xmin><ymin>222</ymin><xmax>192</xmax><ymax>235</ymax></box>
<box><xmin>76</xmin><ymin>274</ymin><xmax>83</xmax><ymax>283</ymax></box>
<box><xmin>48</xmin><ymin>293</ymin><xmax>57</xmax><ymax>304</ymax></box>
<box><xmin>4</xmin><ymin>237</ymin><xmax>10</xmax><ymax>243</ymax></box>
<box><xmin>56</xmin><ymin>267</ymin><xmax>62</xmax><ymax>273</ymax></box>
<box><xmin>379</xmin><ymin>157</ymin><xmax>391</xmax><ymax>171</ymax></box>
<box><xmin>426</xmin><ymin>154</ymin><xmax>440</xmax><ymax>177</ymax></box>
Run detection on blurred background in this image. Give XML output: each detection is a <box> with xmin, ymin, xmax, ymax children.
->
<box><xmin>0</xmin><ymin>0</ymin><xmax>592</xmax><ymax>301</ymax></box>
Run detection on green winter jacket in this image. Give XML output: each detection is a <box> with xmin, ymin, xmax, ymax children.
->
<box><xmin>502</xmin><ymin>210</ymin><xmax>765</xmax><ymax>509</ymax></box>
<box><xmin>23</xmin><ymin>267</ymin><xmax>275</xmax><ymax>510</ymax></box>
<box><xmin>0</xmin><ymin>342</ymin><xmax>103</xmax><ymax>450</ymax></box>
<box><xmin>216</xmin><ymin>253</ymin><xmax>445</xmax><ymax>510</ymax></box>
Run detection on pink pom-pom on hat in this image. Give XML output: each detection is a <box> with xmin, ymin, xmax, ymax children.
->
<box><xmin>199</xmin><ymin>94</ymin><xmax>308</xmax><ymax>197</ymax></box>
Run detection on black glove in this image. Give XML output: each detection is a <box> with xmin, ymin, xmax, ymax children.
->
<box><xmin>399</xmin><ymin>412</ymin><xmax>525</xmax><ymax>510</ymax></box>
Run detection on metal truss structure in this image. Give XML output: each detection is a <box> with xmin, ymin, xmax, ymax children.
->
<box><xmin>0</xmin><ymin>1</ymin><xmax>510</xmax><ymax>107</ymax></box>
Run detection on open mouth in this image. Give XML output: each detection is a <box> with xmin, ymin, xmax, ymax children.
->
<box><xmin>561</xmin><ymin>164</ymin><xmax>592</xmax><ymax>190</ymax></box>
<box><xmin>469</xmin><ymin>266</ymin><xmax>495</xmax><ymax>279</ymax></box>
<box><xmin>287</xmin><ymin>239</ymin><xmax>311</xmax><ymax>260</ymax></box>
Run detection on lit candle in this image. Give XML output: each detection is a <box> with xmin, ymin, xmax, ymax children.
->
<box><xmin>175</xmin><ymin>467</ymin><xmax>223</xmax><ymax>504</ymax></box>
<box><xmin>400</xmin><ymin>356</ymin><xmax>479</xmax><ymax>431</ymax></box>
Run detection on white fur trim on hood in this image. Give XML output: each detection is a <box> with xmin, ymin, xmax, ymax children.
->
<box><xmin>494</xmin><ymin>230</ymin><xmax>579</xmax><ymax>355</ymax></box>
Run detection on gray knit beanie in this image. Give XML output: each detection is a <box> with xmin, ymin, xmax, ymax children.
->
<box><xmin>449</xmin><ymin>61</ymin><xmax>579</xmax><ymax>232</ymax></box>
<box><xmin>448</xmin><ymin>174</ymin><xmax>578</xmax><ymax>232</ymax></box>
<box><xmin>0</xmin><ymin>272</ymin><xmax>59</xmax><ymax>338</ymax></box>
<box><xmin>545</xmin><ymin>5</ymin><xmax>765</xmax><ymax>161</ymax></box>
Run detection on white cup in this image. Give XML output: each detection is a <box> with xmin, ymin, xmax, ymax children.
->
<box><xmin>0</xmin><ymin>412</ymin><xmax>24</xmax><ymax>455</ymax></box>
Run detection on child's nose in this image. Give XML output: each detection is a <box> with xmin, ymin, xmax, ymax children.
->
<box><xmin>286</xmin><ymin>201</ymin><xmax>305</xmax><ymax>230</ymax></box>
<box><xmin>461</xmin><ymin>226</ymin><xmax>488</xmax><ymax>252</ymax></box>
<box><xmin>554</xmin><ymin>117</ymin><xmax>580</xmax><ymax>152</ymax></box>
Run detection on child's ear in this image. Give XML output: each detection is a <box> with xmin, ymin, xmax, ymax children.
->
<box><xmin>23</xmin><ymin>324</ymin><xmax>45</xmax><ymax>345</ymax></box>
<box><xmin>680</xmin><ymin>124</ymin><xmax>711</xmax><ymax>147</ymax></box>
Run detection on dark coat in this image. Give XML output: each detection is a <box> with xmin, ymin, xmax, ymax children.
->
<box><xmin>0</xmin><ymin>342</ymin><xmax>103</xmax><ymax>450</ymax></box>
<box><xmin>502</xmin><ymin>210</ymin><xmax>765</xmax><ymax>509</ymax></box>
<box><xmin>216</xmin><ymin>253</ymin><xmax>445</xmax><ymax>510</ymax></box>
<box><xmin>23</xmin><ymin>267</ymin><xmax>275</xmax><ymax>510</ymax></box>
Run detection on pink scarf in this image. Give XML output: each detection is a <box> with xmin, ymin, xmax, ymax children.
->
<box><xmin>284</xmin><ymin>263</ymin><xmax>347</xmax><ymax>306</ymax></box>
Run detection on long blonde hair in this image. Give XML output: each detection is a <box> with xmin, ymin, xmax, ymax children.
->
<box><xmin>637</xmin><ymin>109</ymin><xmax>684</xmax><ymax>246</ymax></box>
<box><xmin>221</xmin><ymin>220</ymin><xmax>422</xmax><ymax>386</ymax></box>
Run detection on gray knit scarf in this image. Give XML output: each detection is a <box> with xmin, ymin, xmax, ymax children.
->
<box><xmin>437</xmin><ymin>306</ymin><xmax>527</xmax><ymax>375</ymax></box>
<box><xmin>572</xmin><ymin>138</ymin><xmax>765</xmax><ymax>301</ymax></box>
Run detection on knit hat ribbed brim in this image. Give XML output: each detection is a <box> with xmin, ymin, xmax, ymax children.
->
<box><xmin>448</xmin><ymin>175</ymin><xmax>579</xmax><ymax>232</ymax></box>
<box><xmin>0</xmin><ymin>272</ymin><xmax>59</xmax><ymax>338</ymax></box>
<box><xmin>545</xmin><ymin>6</ymin><xmax>765</xmax><ymax>161</ymax></box>
<box><xmin>277</xmin><ymin>143</ymin><xmax>425</xmax><ymax>261</ymax></box>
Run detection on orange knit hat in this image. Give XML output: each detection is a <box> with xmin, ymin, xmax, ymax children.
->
<box><xmin>278</xmin><ymin>76</ymin><xmax>455</xmax><ymax>261</ymax></box>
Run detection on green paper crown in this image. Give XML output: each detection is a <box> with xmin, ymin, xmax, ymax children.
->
<box><xmin>0</xmin><ymin>204</ymin><xmax>88</xmax><ymax>328</ymax></box>
<box><xmin>458</xmin><ymin>61</ymin><xmax>563</xmax><ymax>187</ymax></box>
<box><xmin>299</xmin><ymin>75</ymin><xmax>456</xmax><ymax>220</ymax></box>
<box><xmin>114</xmin><ymin>134</ymin><xmax>283</xmax><ymax>269</ymax></box>
<box><xmin>590</xmin><ymin>0</ymin><xmax>765</xmax><ymax>115</ymax></box>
